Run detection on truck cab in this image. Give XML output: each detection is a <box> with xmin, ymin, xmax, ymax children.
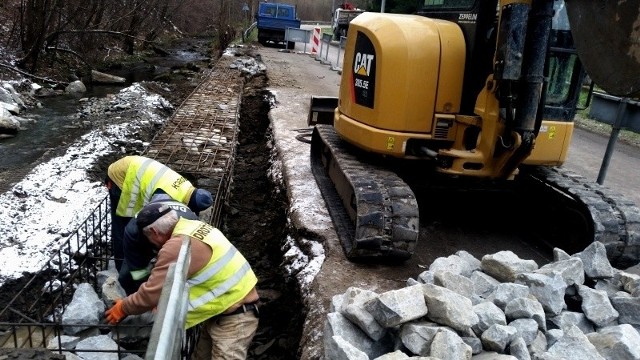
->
<box><xmin>256</xmin><ymin>2</ymin><xmax>301</xmax><ymax>49</ymax></box>
<box><xmin>332</xmin><ymin>3</ymin><xmax>365</xmax><ymax>40</ymax></box>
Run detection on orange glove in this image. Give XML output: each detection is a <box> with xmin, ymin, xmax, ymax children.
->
<box><xmin>105</xmin><ymin>299</ymin><xmax>127</xmax><ymax>325</ymax></box>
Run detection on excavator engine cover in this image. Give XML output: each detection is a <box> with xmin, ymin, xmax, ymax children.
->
<box><xmin>566</xmin><ymin>0</ymin><xmax>640</xmax><ymax>97</ymax></box>
<box><xmin>334</xmin><ymin>13</ymin><xmax>465</xmax><ymax>156</ymax></box>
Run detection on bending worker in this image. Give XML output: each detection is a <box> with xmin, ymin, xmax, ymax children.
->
<box><xmin>119</xmin><ymin>193</ymin><xmax>199</xmax><ymax>294</ymax></box>
<box><xmin>105</xmin><ymin>203</ymin><xmax>260</xmax><ymax>359</ymax></box>
<box><xmin>105</xmin><ymin>155</ymin><xmax>213</xmax><ymax>271</ymax></box>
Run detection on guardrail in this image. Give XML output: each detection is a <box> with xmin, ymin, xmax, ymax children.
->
<box><xmin>145</xmin><ymin>237</ymin><xmax>192</xmax><ymax>360</ymax></box>
<box><xmin>315</xmin><ymin>34</ymin><xmax>346</xmax><ymax>71</ymax></box>
<box><xmin>242</xmin><ymin>22</ymin><xmax>257</xmax><ymax>43</ymax></box>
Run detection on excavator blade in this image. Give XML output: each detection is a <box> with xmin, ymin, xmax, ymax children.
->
<box><xmin>565</xmin><ymin>0</ymin><xmax>640</xmax><ymax>97</ymax></box>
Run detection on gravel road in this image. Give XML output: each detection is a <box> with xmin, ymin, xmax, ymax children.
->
<box><xmin>564</xmin><ymin>127</ymin><xmax>640</xmax><ymax>206</ymax></box>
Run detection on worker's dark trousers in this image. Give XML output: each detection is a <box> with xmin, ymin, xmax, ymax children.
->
<box><xmin>118</xmin><ymin>218</ymin><xmax>151</xmax><ymax>295</ymax></box>
<box><xmin>107</xmin><ymin>183</ymin><xmax>129</xmax><ymax>272</ymax></box>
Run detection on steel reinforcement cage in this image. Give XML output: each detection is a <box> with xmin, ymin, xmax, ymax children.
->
<box><xmin>0</xmin><ymin>197</ymin><xmax>202</xmax><ymax>358</ymax></box>
<box><xmin>0</xmin><ymin>196</ymin><xmax>148</xmax><ymax>357</ymax></box>
<box><xmin>0</xmin><ymin>54</ymin><xmax>242</xmax><ymax>359</ymax></box>
<box><xmin>0</xmin><ymin>198</ymin><xmax>222</xmax><ymax>358</ymax></box>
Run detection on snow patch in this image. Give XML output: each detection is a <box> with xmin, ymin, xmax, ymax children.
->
<box><xmin>0</xmin><ymin>84</ymin><xmax>170</xmax><ymax>286</ymax></box>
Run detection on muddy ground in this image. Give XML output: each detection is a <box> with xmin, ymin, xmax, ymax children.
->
<box><xmin>222</xmin><ymin>72</ymin><xmax>302</xmax><ymax>359</ymax></box>
<box><xmin>0</xmin><ymin>41</ymin><xmax>302</xmax><ymax>359</ymax></box>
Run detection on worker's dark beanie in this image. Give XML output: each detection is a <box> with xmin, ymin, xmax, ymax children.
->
<box><xmin>189</xmin><ymin>188</ymin><xmax>213</xmax><ymax>212</ymax></box>
<box><xmin>136</xmin><ymin>203</ymin><xmax>172</xmax><ymax>230</ymax></box>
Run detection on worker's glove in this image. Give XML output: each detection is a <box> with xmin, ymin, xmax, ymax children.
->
<box><xmin>105</xmin><ymin>299</ymin><xmax>127</xmax><ymax>325</ymax></box>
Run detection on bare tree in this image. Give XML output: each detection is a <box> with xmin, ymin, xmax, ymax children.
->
<box><xmin>0</xmin><ymin>0</ymin><xmax>357</xmax><ymax>79</ymax></box>
<box><xmin>1</xmin><ymin>0</ymin><xmax>220</xmax><ymax>76</ymax></box>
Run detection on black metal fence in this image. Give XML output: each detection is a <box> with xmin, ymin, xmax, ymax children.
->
<box><xmin>0</xmin><ymin>195</ymin><xmax>152</xmax><ymax>358</ymax></box>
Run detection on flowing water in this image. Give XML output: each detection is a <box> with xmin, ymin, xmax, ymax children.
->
<box><xmin>0</xmin><ymin>37</ymin><xmax>212</xmax><ymax>192</ymax></box>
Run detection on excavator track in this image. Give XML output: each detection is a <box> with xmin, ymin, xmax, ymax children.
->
<box><xmin>520</xmin><ymin>166</ymin><xmax>640</xmax><ymax>268</ymax></box>
<box><xmin>310</xmin><ymin>123</ymin><xmax>640</xmax><ymax>267</ymax></box>
<box><xmin>310</xmin><ymin>125</ymin><xmax>419</xmax><ymax>261</ymax></box>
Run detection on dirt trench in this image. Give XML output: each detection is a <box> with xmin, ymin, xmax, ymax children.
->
<box><xmin>222</xmin><ymin>73</ymin><xmax>303</xmax><ymax>359</ymax></box>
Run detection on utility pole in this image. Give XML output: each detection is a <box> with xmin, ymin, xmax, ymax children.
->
<box><xmin>332</xmin><ymin>0</ymin><xmax>336</xmax><ymax>23</ymax></box>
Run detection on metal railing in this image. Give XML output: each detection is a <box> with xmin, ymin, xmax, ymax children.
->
<box><xmin>242</xmin><ymin>22</ymin><xmax>258</xmax><ymax>43</ymax></box>
<box><xmin>145</xmin><ymin>237</ymin><xmax>191</xmax><ymax>359</ymax></box>
<box><xmin>0</xmin><ymin>196</ymin><xmax>150</xmax><ymax>357</ymax></box>
<box><xmin>315</xmin><ymin>33</ymin><xmax>345</xmax><ymax>71</ymax></box>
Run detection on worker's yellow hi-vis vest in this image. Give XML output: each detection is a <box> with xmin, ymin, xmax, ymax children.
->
<box><xmin>173</xmin><ymin>219</ymin><xmax>258</xmax><ymax>329</ymax></box>
<box><xmin>116</xmin><ymin>156</ymin><xmax>193</xmax><ymax>217</ymax></box>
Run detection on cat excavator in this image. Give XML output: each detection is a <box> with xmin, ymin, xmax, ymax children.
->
<box><xmin>309</xmin><ymin>0</ymin><xmax>640</xmax><ymax>266</ymax></box>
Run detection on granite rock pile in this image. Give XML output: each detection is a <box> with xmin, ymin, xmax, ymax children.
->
<box><xmin>325</xmin><ymin>241</ymin><xmax>640</xmax><ymax>360</ymax></box>
<box><xmin>51</xmin><ymin>266</ymin><xmax>152</xmax><ymax>360</ymax></box>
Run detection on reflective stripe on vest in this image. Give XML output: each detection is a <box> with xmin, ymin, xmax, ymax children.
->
<box><xmin>188</xmin><ymin>262</ymin><xmax>252</xmax><ymax>310</ymax></box>
<box><xmin>130</xmin><ymin>265</ymin><xmax>152</xmax><ymax>281</ymax></box>
<box><xmin>172</xmin><ymin>219</ymin><xmax>257</xmax><ymax>329</ymax></box>
<box><xmin>116</xmin><ymin>156</ymin><xmax>193</xmax><ymax>217</ymax></box>
<box><xmin>187</xmin><ymin>246</ymin><xmax>238</xmax><ymax>286</ymax></box>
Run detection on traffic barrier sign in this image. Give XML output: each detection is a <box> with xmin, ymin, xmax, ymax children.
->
<box><xmin>311</xmin><ymin>27</ymin><xmax>321</xmax><ymax>55</ymax></box>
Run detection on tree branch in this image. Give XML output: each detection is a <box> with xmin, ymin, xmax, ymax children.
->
<box><xmin>0</xmin><ymin>62</ymin><xmax>68</xmax><ymax>86</ymax></box>
<box><xmin>45</xmin><ymin>46</ymin><xmax>90</xmax><ymax>67</ymax></box>
<box><xmin>50</xmin><ymin>29</ymin><xmax>157</xmax><ymax>44</ymax></box>
<box><xmin>17</xmin><ymin>28</ymin><xmax>158</xmax><ymax>65</ymax></box>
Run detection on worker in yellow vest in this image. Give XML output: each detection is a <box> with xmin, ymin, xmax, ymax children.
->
<box><xmin>119</xmin><ymin>193</ymin><xmax>199</xmax><ymax>295</ymax></box>
<box><xmin>105</xmin><ymin>155</ymin><xmax>213</xmax><ymax>271</ymax></box>
<box><xmin>105</xmin><ymin>203</ymin><xmax>259</xmax><ymax>359</ymax></box>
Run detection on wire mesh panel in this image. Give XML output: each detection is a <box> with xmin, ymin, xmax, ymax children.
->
<box><xmin>145</xmin><ymin>57</ymin><xmax>245</xmax><ymax>228</ymax></box>
<box><xmin>0</xmin><ymin>196</ymin><xmax>136</xmax><ymax>356</ymax></box>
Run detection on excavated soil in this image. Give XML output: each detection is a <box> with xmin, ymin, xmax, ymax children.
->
<box><xmin>223</xmin><ymin>73</ymin><xmax>302</xmax><ymax>359</ymax></box>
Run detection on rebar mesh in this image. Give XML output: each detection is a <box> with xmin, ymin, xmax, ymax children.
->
<box><xmin>145</xmin><ymin>61</ymin><xmax>244</xmax><ymax>228</ymax></box>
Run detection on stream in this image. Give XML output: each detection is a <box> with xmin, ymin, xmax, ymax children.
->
<box><xmin>0</xmin><ymin>37</ymin><xmax>212</xmax><ymax>193</ymax></box>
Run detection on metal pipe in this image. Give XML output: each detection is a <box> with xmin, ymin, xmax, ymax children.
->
<box><xmin>146</xmin><ymin>237</ymin><xmax>191</xmax><ymax>359</ymax></box>
<box><xmin>515</xmin><ymin>0</ymin><xmax>553</xmax><ymax>133</ymax></box>
<box><xmin>597</xmin><ymin>98</ymin><xmax>628</xmax><ymax>185</ymax></box>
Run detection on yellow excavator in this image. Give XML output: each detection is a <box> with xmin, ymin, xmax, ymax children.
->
<box><xmin>309</xmin><ymin>0</ymin><xmax>640</xmax><ymax>266</ymax></box>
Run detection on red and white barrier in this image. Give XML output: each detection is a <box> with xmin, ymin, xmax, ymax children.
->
<box><xmin>311</xmin><ymin>27</ymin><xmax>321</xmax><ymax>55</ymax></box>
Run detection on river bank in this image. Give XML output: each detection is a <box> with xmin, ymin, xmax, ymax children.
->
<box><xmin>0</xmin><ymin>37</ymin><xmax>216</xmax><ymax>194</ymax></box>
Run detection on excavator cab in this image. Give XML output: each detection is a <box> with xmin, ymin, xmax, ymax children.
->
<box><xmin>416</xmin><ymin>0</ymin><xmax>584</xmax><ymax>122</ymax></box>
<box><xmin>543</xmin><ymin>2</ymin><xmax>585</xmax><ymax>122</ymax></box>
